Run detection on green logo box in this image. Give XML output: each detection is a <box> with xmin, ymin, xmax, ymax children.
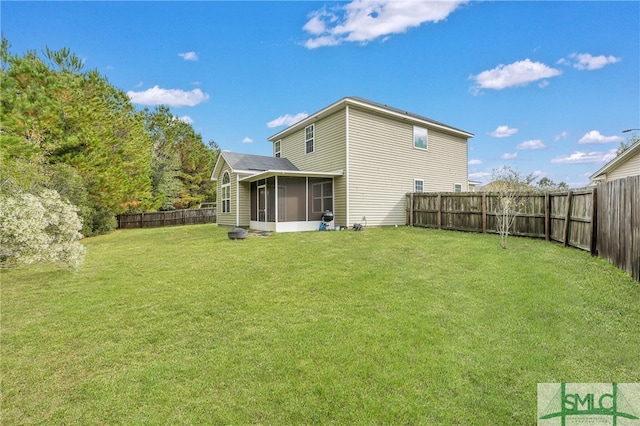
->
<box><xmin>538</xmin><ymin>383</ymin><xmax>640</xmax><ymax>425</ymax></box>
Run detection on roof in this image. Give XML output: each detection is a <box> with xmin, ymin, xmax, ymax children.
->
<box><xmin>211</xmin><ymin>151</ymin><xmax>342</xmax><ymax>182</ymax></box>
<box><xmin>589</xmin><ymin>139</ymin><xmax>640</xmax><ymax>181</ymax></box>
<box><xmin>221</xmin><ymin>152</ymin><xmax>298</xmax><ymax>172</ymax></box>
<box><xmin>211</xmin><ymin>152</ymin><xmax>298</xmax><ymax>180</ymax></box>
<box><xmin>268</xmin><ymin>96</ymin><xmax>474</xmax><ymax>141</ymax></box>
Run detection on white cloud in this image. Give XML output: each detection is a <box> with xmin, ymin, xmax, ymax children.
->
<box><xmin>517</xmin><ymin>139</ymin><xmax>546</xmax><ymax>150</ymax></box>
<box><xmin>267</xmin><ymin>112</ymin><xmax>309</xmax><ymax>128</ymax></box>
<box><xmin>303</xmin><ymin>9</ymin><xmax>332</xmax><ymax>35</ymax></box>
<box><xmin>501</xmin><ymin>152</ymin><xmax>518</xmax><ymax>160</ymax></box>
<box><xmin>468</xmin><ymin>171</ymin><xmax>491</xmax><ymax>181</ymax></box>
<box><xmin>242</xmin><ymin>137</ymin><xmax>253</xmax><ymax>144</ymax></box>
<box><xmin>578</xmin><ymin>130</ymin><xmax>624</xmax><ymax>144</ymax></box>
<box><xmin>127</xmin><ymin>86</ymin><xmax>209</xmax><ymax>107</ymax></box>
<box><xmin>468</xmin><ymin>159</ymin><xmax>482</xmax><ymax>165</ymax></box>
<box><xmin>302</xmin><ymin>1</ymin><xmax>468</xmax><ymax>49</ymax></box>
<box><xmin>470</xmin><ymin>59</ymin><xmax>562</xmax><ymax>93</ymax></box>
<box><xmin>179</xmin><ymin>51</ymin><xmax>199</xmax><ymax>61</ymax></box>
<box><xmin>490</xmin><ymin>125</ymin><xmax>518</xmax><ymax>138</ymax></box>
<box><xmin>551</xmin><ymin>149</ymin><xmax>617</xmax><ymax>164</ymax></box>
<box><xmin>568</xmin><ymin>53</ymin><xmax>621</xmax><ymax>70</ymax></box>
<box><xmin>178</xmin><ymin>115</ymin><xmax>193</xmax><ymax>124</ymax></box>
<box><xmin>554</xmin><ymin>131</ymin><xmax>569</xmax><ymax>142</ymax></box>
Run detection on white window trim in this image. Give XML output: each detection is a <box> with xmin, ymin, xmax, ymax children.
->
<box><xmin>274</xmin><ymin>140</ymin><xmax>281</xmax><ymax>158</ymax></box>
<box><xmin>221</xmin><ymin>171</ymin><xmax>231</xmax><ymax>213</ymax></box>
<box><xmin>305</xmin><ymin>124</ymin><xmax>315</xmax><ymax>154</ymax></box>
<box><xmin>453</xmin><ymin>183</ymin><xmax>462</xmax><ymax>192</ymax></box>
<box><xmin>413</xmin><ymin>125</ymin><xmax>428</xmax><ymax>151</ymax></box>
<box><xmin>414</xmin><ymin>179</ymin><xmax>424</xmax><ymax>193</ymax></box>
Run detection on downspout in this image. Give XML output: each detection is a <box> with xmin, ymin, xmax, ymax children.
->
<box><xmin>235</xmin><ymin>174</ymin><xmax>240</xmax><ymax>227</ymax></box>
<box><xmin>345</xmin><ymin>105</ymin><xmax>350</xmax><ymax>227</ymax></box>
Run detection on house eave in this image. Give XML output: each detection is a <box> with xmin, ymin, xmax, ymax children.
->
<box><xmin>588</xmin><ymin>139</ymin><xmax>640</xmax><ymax>181</ymax></box>
<box><xmin>238</xmin><ymin>169</ymin><xmax>344</xmax><ymax>182</ymax></box>
<box><xmin>267</xmin><ymin>97</ymin><xmax>474</xmax><ymax>142</ymax></box>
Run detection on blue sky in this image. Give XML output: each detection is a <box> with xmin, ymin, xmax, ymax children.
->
<box><xmin>3</xmin><ymin>1</ymin><xmax>639</xmax><ymax>187</ymax></box>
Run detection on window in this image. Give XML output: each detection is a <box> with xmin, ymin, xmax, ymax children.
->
<box><xmin>305</xmin><ymin>124</ymin><xmax>314</xmax><ymax>154</ymax></box>
<box><xmin>274</xmin><ymin>140</ymin><xmax>281</xmax><ymax>158</ymax></box>
<box><xmin>221</xmin><ymin>171</ymin><xmax>231</xmax><ymax>213</ymax></box>
<box><xmin>414</xmin><ymin>179</ymin><xmax>424</xmax><ymax>193</ymax></box>
<box><xmin>454</xmin><ymin>183</ymin><xmax>462</xmax><ymax>192</ymax></box>
<box><xmin>311</xmin><ymin>180</ymin><xmax>332</xmax><ymax>213</ymax></box>
<box><xmin>413</xmin><ymin>126</ymin><xmax>428</xmax><ymax>150</ymax></box>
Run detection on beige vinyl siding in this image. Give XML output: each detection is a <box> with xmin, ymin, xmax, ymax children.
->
<box><xmin>279</xmin><ymin>110</ymin><xmax>348</xmax><ymax>226</ymax></box>
<box><xmin>216</xmin><ymin>163</ymin><xmax>236</xmax><ymax>226</ymax></box>
<box><xmin>606</xmin><ymin>154</ymin><xmax>640</xmax><ymax>181</ymax></box>
<box><xmin>215</xmin><ymin>162</ymin><xmax>251</xmax><ymax>227</ymax></box>
<box><xmin>236</xmin><ymin>178</ymin><xmax>251</xmax><ymax>227</ymax></box>
<box><xmin>347</xmin><ymin>106</ymin><xmax>468</xmax><ymax>226</ymax></box>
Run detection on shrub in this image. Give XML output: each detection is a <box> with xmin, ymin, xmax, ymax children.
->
<box><xmin>0</xmin><ymin>189</ymin><xmax>86</xmax><ymax>268</ymax></box>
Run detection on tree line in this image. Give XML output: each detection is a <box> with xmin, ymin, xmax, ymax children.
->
<box><xmin>1</xmin><ymin>39</ymin><xmax>219</xmax><ymax>267</ymax></box>
<box><xmin>1</xmin><ymin>38</ymin><xmax>219</xmax><ymax>238</ymax></box>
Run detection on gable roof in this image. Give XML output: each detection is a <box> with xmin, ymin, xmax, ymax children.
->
<box><xmin>268</xmin><ymin>96</ymin><xmax>474</xmax><ymax>141</ymax></box>
<box><xmin>211</xmin><ymin>152</ymin><xmax>298</xmax><ymax>180</ymax></box>
<box><xmin>589</xmin><ymin>139</ymin><xmax>640</xmax><ymax>181</ymax></box>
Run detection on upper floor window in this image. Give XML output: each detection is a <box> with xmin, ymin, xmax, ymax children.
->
<box><xmin>414</xmin><ymin>179</ymin><xmax>424</xmax><ymax>193</ymax></box>
<box><xmin>413</xmin><ymin>126</ymin><xmax>428</xmax><ymax>150</ymax></box>
<box><xmin>305</xmin><ymin>124</ymin><xmax>315</xmax><ymax>154</ymax></box>
<box><xmin>221</xmin><ymin>171</ymin><xmax>231</xmax><ymax>213</ymax></box>
<box><xmin>274</xmin><ymin>140</ymin><xmax>281</xmax><ymax>158</ymax></box>
<box><xmin>454</xmin><ymin>184</ymin><xmax>462</xmax><ymax>192</ymax></box>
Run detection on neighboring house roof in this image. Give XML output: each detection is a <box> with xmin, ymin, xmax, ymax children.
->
<box><xmin>268</xmin><ymin>96</ymin><xmax>474</xmax><ymax>141</ymax></box>
<box><xmin>211</xmin><ymin>151</ymin><xmax>298</xmax><ymax>180</ymax></box>
<box><xmin>589</xmin><ymin>139</ymin><xmax>640</xmax><ymax>182</ymax></box>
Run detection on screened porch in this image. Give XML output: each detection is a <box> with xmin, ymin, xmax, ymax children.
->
<box><xmin>240</xmin><ymin>170</ymin><xmax>342</xmax><ymax>232</ymax></box>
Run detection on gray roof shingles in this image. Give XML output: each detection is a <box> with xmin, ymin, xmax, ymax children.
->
<box><xmin>222</xmin><ymin>152</ymin><xmax>299</xmax><ymax>172</ymax></box>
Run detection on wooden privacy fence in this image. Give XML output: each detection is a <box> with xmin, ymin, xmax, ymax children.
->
<box><xmin>117</xmin><ymin>208</ymin><xmax>217</xmax><ymax>229</ymax></box>
<box><xmin>406</xmin><ymin>176</ymin><xmax>639</xmax><ymax>281</ymax></box>
<box><xmin>596</xmin><ymin>176</ymin><xmax>639</xmax><ymax>281</ymax></box>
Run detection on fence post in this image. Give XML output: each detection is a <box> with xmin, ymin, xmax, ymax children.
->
<box><xmin>437</xmin><ymin>194</ymin><xmax>442</xmax><ymax>229</ymax></box>
<box><xmin>409</xmin><ymin>193</ymin><xmax>414</xmax><ymax>227</ymax></box>
<box><xmin>563</xmin><ymin>190</ymin><xmax>573</xmax><ymax>247</ymax></box>
<box><xmin>544</xmin><ymin>193</ymin><xmax>550</xmax><ymax>241</ymax></box>
<box><xmin>590</xmin><ymin>187</ymin><xmax>598</xmax><ymax>256</ymax></box>
<box><xmin>140</xmin><ymin>212</ymin><xmax>144</xmax><ymax>229</ymax></box>
<box><xmin>481</xmin><ymin>193</ymin><xmax>487</xmax><ymax>233</ymax></box>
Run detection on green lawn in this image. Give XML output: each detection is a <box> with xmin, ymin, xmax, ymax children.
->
<box><xmin>2</xmin><ymin>224</ymin><xmax>638</xmax><ymax>424</ymax></box>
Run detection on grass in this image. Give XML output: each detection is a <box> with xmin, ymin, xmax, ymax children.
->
<box><xmin>1</xmin><ymin>224</ymin><xmax>639</xmax><ymax>424</ymax></box>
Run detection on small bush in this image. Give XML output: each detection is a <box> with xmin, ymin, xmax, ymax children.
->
<box><xmin>0</xmin><ymin>189</ymin><xmax>86</xmax><ymax>268</ymax></box>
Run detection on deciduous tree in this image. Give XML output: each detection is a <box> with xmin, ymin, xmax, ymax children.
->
<box><xmin>490</xmin><ymin>166</ymin><xmax>537</xmax><ymax>249</ymax></box>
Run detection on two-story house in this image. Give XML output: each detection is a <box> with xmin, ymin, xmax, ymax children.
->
<box><xmin>211</xmin><ymin>96</ymin><xmax>474</xmax><ymax>232</ymax></box>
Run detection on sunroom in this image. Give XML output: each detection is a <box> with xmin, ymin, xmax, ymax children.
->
<box><xmin>239</xmin><ymin>170</ymin><xmax>343</xmax><ymax>233</ymax></box>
